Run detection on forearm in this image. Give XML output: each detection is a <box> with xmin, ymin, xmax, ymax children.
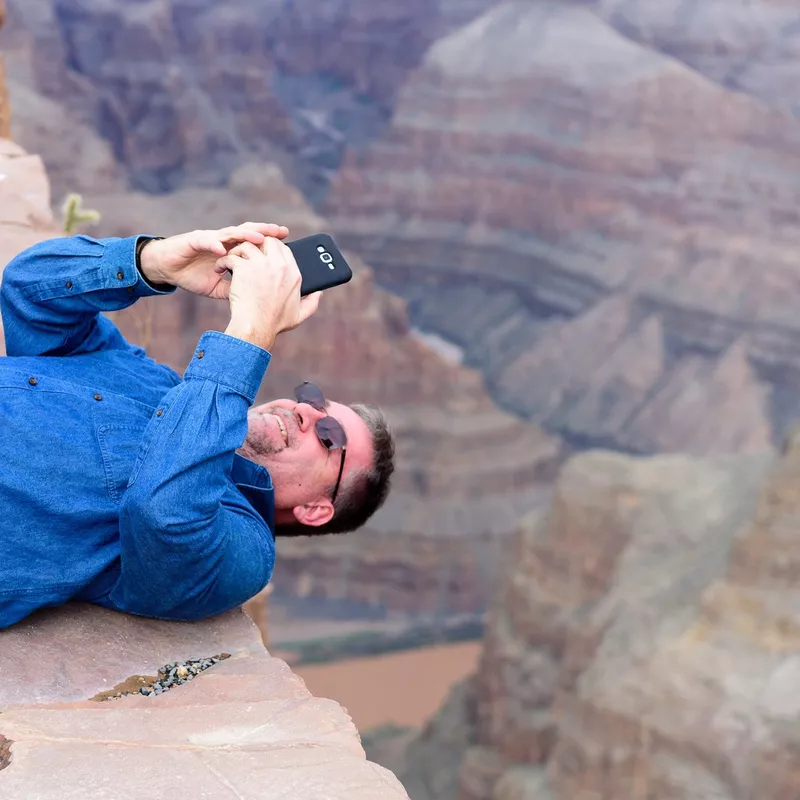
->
<box><xmin>0</xmin><ymin>235</ymin><xmax>174</xmax><ymax>357</ymax></box>
<box><xmin>113</xmin><ymin>332</ymin><xmax>275</xmax><ymax>617</ymax></box>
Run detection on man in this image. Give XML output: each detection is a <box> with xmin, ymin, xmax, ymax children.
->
<box><xmin>0</xmin><ymin>223</ymin><xmax>394</xmax><ymax>629</ymax></box>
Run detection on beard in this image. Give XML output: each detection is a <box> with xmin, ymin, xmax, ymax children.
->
<box><xmin>242</xmin><ymin>431</ymin><xmax>280</xmax><ymax>459</ymax></box>
<box><xmin>241</xmin><ymin>412</ymin><xmax>285</xmax><ymax>461</ymax></box>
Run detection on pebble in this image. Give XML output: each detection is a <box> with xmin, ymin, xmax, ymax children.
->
<box><xmin>114</xmin><ymin>653</ymin><xmax>231</xmax><ymax>701</ymax></box>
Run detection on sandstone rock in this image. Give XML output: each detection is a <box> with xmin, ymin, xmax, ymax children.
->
<box><xmin>548</xmin><ymin>442</ymin><xmax>800</xmax><ymax>799</ymax></box>
<box><xmin>3</xmin><ymin>0</ymin><xmax>503</xmax><ymax>198</ymax></box>
<box><xmin>0</xmin><ymin>139</ymin><xmax>60</xmax><ymax>353</ymax></box>
<box><xmin>397</xmin><ymin>445</ymin><xmax>800</xmax><ymax>799</ymax></box>
<box><xmin>323</xmin><ymin>0</ymin><xmax>800</xmax><ymax>455</ymax></box>
<box><xmin>0</xmin><ymin>1</ymin><xmax>9</xmax><ymax>139</ymax></box>
<box><xmin>0</xmin><ymin>603</ymin><xmax>408</xmax><ymax>798</ymax></box>
<box><xmin>597</xmin><ymin>0</ymin><xmax>800</xmax><ymax>117</ymax></box>
<box><xmin>398</xmin><ymin>679</ymin><xmax>479</xmax><ymax>800</ymax></box>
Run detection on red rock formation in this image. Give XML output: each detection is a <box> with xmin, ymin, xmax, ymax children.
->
<box><xmin>389</xmin><ymin>440</ymin><xmax>800</xmax><ymax>799</ymax></box>
<box><xmin>0</xmin><ymin>1</ymin><xmax>9</xmax><ymax>139</ymax></box>
<box><xmin>2</xmin><ymin>0</ymin><xmax>500</xmax><ymax>198</ymax></box>
<box><xmin>0</xmin><ymin>603</ymin><xmax>408</xmax><ymax>798</ymax></box>
<box><xmin>322</xmin><ymin>1</ymin><xmax>800</xmax><ymax>455</ymax></box>
<box><xmin>597</xmin><ymin>0</ymin><xmax>800</xmax><ymax>117</ymax></box>
<box><xmin>0</xmin><ymin>139</ymin><xmax>61</xmax><ymax>353</ymax></box>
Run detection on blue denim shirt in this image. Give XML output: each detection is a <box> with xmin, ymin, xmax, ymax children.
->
<box><xmin>0</xmin><ymin>235</ymin><xmax>276</xmax><ymax>628</ymax></box>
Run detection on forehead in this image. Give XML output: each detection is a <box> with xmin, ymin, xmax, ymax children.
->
<box><xmin>327</xmin><ymin>401</ymin><xmax>374</xmax><ymax>473</ymax></box>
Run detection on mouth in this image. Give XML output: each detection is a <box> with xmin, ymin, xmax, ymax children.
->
<box><xmin>267</xmin><ymin>412</ymin><xmax>289</xmax><ymax>447</ymax></box>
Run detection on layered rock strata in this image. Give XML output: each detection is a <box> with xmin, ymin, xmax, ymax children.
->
<box><xmin>323</xmin><ymin>0</ymin><xmax>800</xmax><ymax>455</ymax></box>
<box><xmin>597</xmin><ymin>0</ymin><xmax>800</xmax><ymax>117</ymax></box>
<box><xmin>0</xmin><ymin>603</ymin><xmax>408</xmax><ymax>799</ymax></box>
<box><xmin>2</xmin><ymin>0</ymin><xmax>502</xmax><ymax>198</ymax></box>
<box><xmin>393</xmin><ymin>439</ymin><xmax>800</xmax><ymax>799</ymax></box>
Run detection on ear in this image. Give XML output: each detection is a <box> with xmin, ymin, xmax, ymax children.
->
<box><xmin>292</xmin><ymin>498</ymin><xmax>335</xmax><ymax>527</ymax></box>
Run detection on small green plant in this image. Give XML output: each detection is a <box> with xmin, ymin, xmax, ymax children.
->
<box><xmin>61</xmin><ymin>193</ymin><xmax>101</xmax><ymax>235</ymax></box>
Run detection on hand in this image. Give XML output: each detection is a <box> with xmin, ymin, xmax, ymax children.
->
<box><xmin>218</xmin><ymin>238</ymin><xmax>322</xmax><ymax>351</ymax></box>
<box><xmin>138</xmin><ymin>223</ymin><xmax>289</xmax><ymax>299</ymax></box>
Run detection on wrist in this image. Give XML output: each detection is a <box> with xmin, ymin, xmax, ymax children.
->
<box><xmin>223</xmin><ymin>322</ymin><xmax>276</xmax><ymax>352</ymax></box>
<box><xmin>136</xmin><ymin>237</ymin><xmax>171</xmax><ymax>287</ymax></box>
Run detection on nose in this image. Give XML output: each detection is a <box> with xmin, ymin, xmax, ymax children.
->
<box><xmin>295</xmin><ymin>402</ymin><xmax>327</xmax><ymax>432</ymax></box>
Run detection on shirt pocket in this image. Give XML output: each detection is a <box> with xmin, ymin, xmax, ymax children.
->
<box><xmin>97</xmin><ymin>423</ymin><xmax>147</xmax><ymax>503</ymax></box>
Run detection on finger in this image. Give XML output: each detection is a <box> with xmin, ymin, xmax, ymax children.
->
<box><xmin>229</xmin><ymin>241</ymin><xmax>264</xmax><ymax>260</ymax></box>
<box><xmin>297</xmin><ymin>291</ymin><xmax>322</xmax><ymax>324</ymax></box>
<box><xmin>214</xmin><ymin>254</ymin><xmax>245</xmax><ymax>274</ymax></box>
<box><xmin>275</xmin><ymin>238</ymin><xmax>300</xmax><ymax>272</ymax></box>
<box><xmin>216</xmin><ymin>225</ymin><xmax>266</xmax><ymax>249</ymax></box>
<box><xmin>242</xmin><ymin>222</ymin><xmax>290</xmax><ymax>240</ymax></box>
<box><xmin>190</xmin><ymin>231</ymin><xmax>229</xmax><ymax>257</ymax></box>
<box><xmin>262</xmin><ymin>235</ymin><xmax>289</xmax><ymax>264</ymax></box>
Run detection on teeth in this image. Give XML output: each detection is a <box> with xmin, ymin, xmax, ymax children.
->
<box><xmin>273</xmin><ymin>414</ymin><xmax>288</xmax><ymax>445</ymax></box>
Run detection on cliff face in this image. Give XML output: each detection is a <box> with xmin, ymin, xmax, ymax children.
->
<box><xmin>392</xmin><ymin>439</ymin><xmax>800</xmax><ymax>799</ymax></box>
<box><xmin>597</xmin><ymin>0</ymin><xmax>800</xmax><ymax>117</ymax></box>
<box><xmin>0</xmin><ymin>138</ymin><xmax>60</xmax><ymax>354</ymax></box>
<box><xmin>323</xmin><ymin>0</ymin><xmax>800</xmax><ymax>455</ymax></box>
<box><xmin>2</xmin><ymin>0</ymin><xmax>497</xmax><ymax>199</ymax></box>
<box><xmin>0</xmin><ymin>603</ymin><xmax>408</xmax><ymax>799</ymax></box>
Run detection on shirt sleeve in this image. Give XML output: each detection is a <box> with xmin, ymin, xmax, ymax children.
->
<box><xmin>110</xmin><ymin>331</ymin><xmax>277</xmax><ymax>621</ymax></box>
<box><xmin>0</xmin><ymin>234</ymin><xmax>175</xmax><ymax>358</ymax></box>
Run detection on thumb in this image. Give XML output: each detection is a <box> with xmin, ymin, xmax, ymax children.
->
<box><xmin>297</xmin><ymin>292</ymin><xmax>322</xmax><ymax>324</ymax></box>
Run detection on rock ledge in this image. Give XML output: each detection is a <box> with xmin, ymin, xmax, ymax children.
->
<box><xmin>0</xmin><ymin>603</ymin><xmax>408</xmax><ymax>799</ymax></box>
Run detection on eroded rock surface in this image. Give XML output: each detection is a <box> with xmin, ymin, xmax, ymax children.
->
<box><xmin>391</xmin><ymin>441</ymin><xmax>800</xmax><ymax>799</ymax></box>
<box><xmin>2</xmin><ymin>0</ymin><xmax>499</xmax><ymax>199</ymax></box>
<box><xmin>0</xmin><ymin>603</ymin><xmax>408</xmax><ymax>799</ymax></box>
<box><xmin>323</xmin><ymin>0</ymin><xmax>800</xmax><ymax>455</ymax></box>
<box><xmin>0</xmin><ymin>138</ymin><xmax>60</xmax><ymax>353</ymax></box>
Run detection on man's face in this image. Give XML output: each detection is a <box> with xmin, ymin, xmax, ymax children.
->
<box><xmin>239</xmin><ymin>395</ymin><xmax>374</xmax><ymax>527</ymax></box>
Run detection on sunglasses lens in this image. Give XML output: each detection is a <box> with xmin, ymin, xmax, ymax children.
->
<box><xmin>316</xmin><ymin>417</ymin><xmax>347</xmax><ymax>450</ymax></box>
<box><xmin>294</xmin><ymin>381</ymin><xmax>326</xmax><ymax>410</ymax></box>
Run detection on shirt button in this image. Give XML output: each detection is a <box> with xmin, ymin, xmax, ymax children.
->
<box><xmin>65</xmin><ymin>281</ymin><xmax>73</xmax><ymax>290</ymax></box>
<box><xmin>127</xmin><ymin>287</ymin><xmax>135</xmax><ymax>293</ymax></box>
<box><xmin>196</xmin><ymin>350</ymin><xmax>205</xmax><ymax>359</ymax></box>
<box><xmin>156</xmin><ymin>409</ymin><xmax>163</xmax><ymax>417</ymax></box>
<box><xmin>28</xmin><ymin>377</ymin><xmax>38</xmax><ymax>386</ymax></box>
<box><xmin>93</xmin><ymin>393</ymin><xmax>103</xmax><ymax>401</ymax></box>
<box><xmin>117</xmin><ymin>272</ymin><xmax>125</xmax><ymax>280</ymax></box>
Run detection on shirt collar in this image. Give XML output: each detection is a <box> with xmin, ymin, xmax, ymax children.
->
<box><xmin>231</xmin><ymin>454</ymin><xmax>275</xmax><ymax>532</ymax></box>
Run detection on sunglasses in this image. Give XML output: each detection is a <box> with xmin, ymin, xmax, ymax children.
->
<box><xmin>294</xmin><ymin>381</ymin><xmax>347</xmax><ymax>504</ymax></box>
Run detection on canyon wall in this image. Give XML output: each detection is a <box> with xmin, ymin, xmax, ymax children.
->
<box><xmin>324</xmin><ymin>0</ymin><xmax>800</xmax><ymax>455</ymax></box>
<box><xmin>394</xmin><ymin>438</ymin><xmax>800</xmax><ymax>799</ymax></box>
<box><xmin>1</xmin><ymin>0</ymin><xmax>497</xmax><ymax>200</ymax></box>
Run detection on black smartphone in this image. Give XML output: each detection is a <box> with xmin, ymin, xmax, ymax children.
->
<box><xmin>285</xmin><ymin>233</ymin><xmax>353</xmax><ymax>296</ymax></box>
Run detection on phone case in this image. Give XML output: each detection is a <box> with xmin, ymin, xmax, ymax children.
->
<box><xmin>286</xmin><ymin>234</ymin><xmax>354</xmax><ymax>296</ymax></box>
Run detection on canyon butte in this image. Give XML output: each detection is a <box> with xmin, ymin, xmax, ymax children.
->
<box><xmin>383</xmin><ymin>436</ymin><xmax>800</xmax><ymax>800</ymax></box>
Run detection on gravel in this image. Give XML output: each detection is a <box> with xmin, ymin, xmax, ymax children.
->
<box><xmin>139</xmin><ymin>653</ymin><xmax>231</xmax><ymax>697</ymax></box>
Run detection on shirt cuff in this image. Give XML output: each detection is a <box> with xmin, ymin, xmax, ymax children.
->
<box><xmin>183</xmin><ymin>331</ymin><xmax>272</xmax><ymax>404</ymax></box>
<box><xmin>101</xmin><ymin>236</ymin><xmax>177</xmax><ymax>298</ymax></box>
